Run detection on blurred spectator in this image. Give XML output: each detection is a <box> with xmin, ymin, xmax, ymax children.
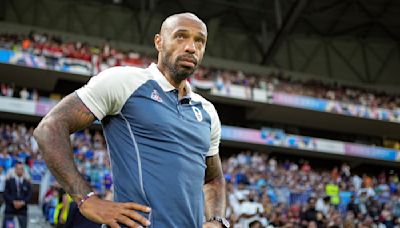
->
<box><xmin>3</xmin><ymin>162</ymin><xmax>32</xmax><ymax>228</ymax></box>
<box><xmin>1</xmin><ymin>31</ymin><xmax>400</xmax><ymax>113</ymax></box>
<box><xmin>315</xmin><ymin>196</ymin><xmax>330</xmax><ymax>217</ymax></box>
<box><xmin>0</xmin><ymin>165</ymin><xmax>6</xmax><ymax>205</ymax></box>
<box><xmin>1</xmin><ymin>121</ymin><xmax>400</xmax><ymax>227</ymax></box>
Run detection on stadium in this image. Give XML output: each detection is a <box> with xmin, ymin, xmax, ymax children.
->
<box><xmin>0</xmin><ymin>0</ymin><xmax>400</xmax><ymax>227</ymax></box>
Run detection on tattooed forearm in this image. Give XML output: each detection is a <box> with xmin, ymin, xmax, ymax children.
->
<box><xmin>203</xmin><ymin>155</ymin><xmax>226</xmax><ymax>220</ymax></box>
<box><xmin>33</xmin><ymin>93</ymin><xmax>95</xmax><ymax>202</ymax></box>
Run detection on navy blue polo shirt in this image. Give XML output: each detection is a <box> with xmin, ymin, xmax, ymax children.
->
<box><xmin>76</xmin><ymin>63</ymin><xmax>221</xmax><ymax>228</ymax></box>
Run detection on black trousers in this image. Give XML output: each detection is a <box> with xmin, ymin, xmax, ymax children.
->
<box><xmin>3</xmin><ymin>213</ymin><xmax>27</xmax><ymax>228</ymax></box>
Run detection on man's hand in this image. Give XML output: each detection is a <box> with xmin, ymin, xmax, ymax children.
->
<box><xmin>203</xmin><ymin>221</ymin><xmax>223</xmax><ymax>228</ymax></box>
<box><xmin>12</xmin><ymin>200</ymin><xmax>20</xmax><ymax>209</ymax></box>
<box><xmin>80</xmin><ymin>196</ymin><xmax>151</xmax><ymax>228</ymax></box>
<box><xmin>12</xmin><ymin>200</ymin><xmax>25</xmax><ymax>209</ymax></box>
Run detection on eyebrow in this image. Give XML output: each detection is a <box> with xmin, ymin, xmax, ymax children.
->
<box><xmin>174</xmin><ymin>29</ymin><xmax>207</xmax><ymax>39</ymax></box>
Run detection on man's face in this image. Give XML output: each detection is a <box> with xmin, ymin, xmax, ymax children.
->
<box><xmin>156</xmin><ymin>16</ymin><xmax>207</xmax><ymax>82</ymax></box>
<box><xmin>15</xmin><ymin>164</ymin><xmax>24</xmax><ymax>177</ymax></box>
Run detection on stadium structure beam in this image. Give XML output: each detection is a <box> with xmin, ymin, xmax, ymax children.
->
<box><xmin>0</xmin><ymin>0</ymin><xmax>6</xmax><ymax>21</ymax></box>
<box><xmin>203</xmin><ymin>0</ymin><xmax>268</xmax><ymax>14</ymax></box>
<box><xmin>323</xmin><ymin>39</ymin><xmax>333</xmax><ymax>78</ymax></box>
<box><xmin>360</xmin><ymin>41</ymin><xmax>371</xmax><ymax>83</ymax></box>
<box><xmin>323</xmin><ymin>0</ymin><xmax>351</xmax><ymax>35</ymax></box>
<box><xmin>326</xmin><ymin>22</ymin><xmax>371</xmax><ymax>37</ymax></box>
<box><xmin>299</xmin><ymin>41</ymin><xmax>323</xmax><ymax>72</ymax></box>
<box><xmin>328</xmin><ymin>42</ymin><xmax>367</xmax><ymax>83</ymax></box>
<box><xmin>8</xmin><ymin>0</ymin><xmax>24</xmax><ymax>23</ymax></box>
<box><xmin>260</xmin><ymin>0</ymin><xmax>309</xmax><ymax>65</ymax></box>
<box><xmin>205</xmin><ymin>17</ymin><xmax>220</xmax><ymax>56</ymax></box>
<box><xmin>72</xmin><ymin>2</ymin><xmax>92</xmax><ymax>35</ymax></box>
<box><xmin>124</xmin><ymin>0</ymin><xmax>158</xmax><ymax>44</ymax></box>
<box><xmin>234</xmin><ymin>11</ymin><xmax>266</xmax><ymax>59</ymax></box>
<box><xmin>301</xmin><ymin>18</ymin><xmax>324</xmax><ymax>36</ymax></box>
<box><xmin>304</xmin><ymin>0</ymin><xmax>345</xmax><ymax>15</ymax></box>
<box><xmin>356</xmin><ymin>0</ymin><xmax>399</xmax><ymax>43</ymax></box>
<box><xmin>370</xmin><ymin>48</ymin><xmax>396</xmax><ymax>83</ymax></box>
<box><xmin>138</xmin><ymin>0</ymin><xmax>153</xmax><ymax>44</ymax></box>
<box><xmin>33</xmin><ymin>0</ymin><xmax>39</xmax><ymax>26</ymax></box>
<box><xmin>286</xmin><ymin>38</ymin><xmax>294</xmax><ymax>70</ymax></box>
<box><xmin>360</xmin><ymin>0</ymin><xmax>395</xmax><ymax>39</ymax></box>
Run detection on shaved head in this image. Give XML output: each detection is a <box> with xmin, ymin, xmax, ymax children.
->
<box><xmin>155</xmin><ymin>13</ymin><xmax>208</xmax><ymax>86</ymax></box>
<box><xmin>160</xmin><ymin>13</ymin><xmax>207</xmax><ymax>37</ymax></box>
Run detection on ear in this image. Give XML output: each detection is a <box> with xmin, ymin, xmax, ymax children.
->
<box><xmin>154</xmin><ymin>34</ymin><xmax>162</xmax><ymax>52</ymax></box>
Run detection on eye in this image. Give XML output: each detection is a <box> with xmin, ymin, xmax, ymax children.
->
<box><xmin>195</xmin><ymin>38</ymin><xmax>205</xmax><ymax>44</ymax></box>
<box><xmin>175</xmin><ymin>33</ymin><xmax>186</xmax><ymax>40</ymax></box>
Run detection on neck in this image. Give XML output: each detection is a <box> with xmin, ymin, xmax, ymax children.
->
<box><xmin>157</xmin><ymin>64</ymin><xmax>188</xmax><ymax>99</ymax></box>
<box><xmin>157</xmin><ymin>64</ymin><xmax>185</xmax><ymax>89</ymax></box>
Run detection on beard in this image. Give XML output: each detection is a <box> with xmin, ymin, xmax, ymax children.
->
<box><xmin>162</xmin><ymin>52</ymin><xmax>198</xmax><ymax>83</ymax></box>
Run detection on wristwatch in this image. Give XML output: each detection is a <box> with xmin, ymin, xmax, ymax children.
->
<box><xmin>208</xmin><ymin>216</ymin><xmax>230</xmax><ymax>228</ymax></box>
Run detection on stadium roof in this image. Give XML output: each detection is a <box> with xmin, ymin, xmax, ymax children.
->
<box><xmin>2</xmin><ymin>0</ymin><xmax>400</xmax><ymax>85</ymax></box>
<box><xmin>86</xmin><ymin>0</ymin><xmax>400</xmax><ymax>65</ymax></box>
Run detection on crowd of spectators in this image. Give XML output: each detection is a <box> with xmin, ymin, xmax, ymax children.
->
<box><xmin>1</xmin><ymin>32</ymin><xmax>400</xmax><ymax>110</ymax></box>
<box><xmin>0</xmin><ymin>32</ymin><xmax>153</xmax><ymax>74</ymax></box>
<box><xmin>0</xmin><ymin>122</ymin><xmax>112</xmax><ymax>226</ymax></box>
<box><xmin>1</xmin><ymin>122</ymin><xmax>400</xmax><ymax>227</ymax></box>
<box><xmin>224</xmin><ymin>151</ymin><xmax>400</xmax><ymax>227</ymax></box>
<box><xmin>0</xmin><ymin>83</ymin><xmax>39</xmax><ymax>101</ymax></box>
<box><xmin>0</xmin><ymin>122</ymin><xmax>111</xmax><ymax>195</ymax></box>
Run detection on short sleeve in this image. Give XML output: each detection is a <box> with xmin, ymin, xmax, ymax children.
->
<box><xmin>206</xmin><ymin>105</ymin><xmax>221</xmax><ymax>157</ymax></box>
<box><xmin>76</xmin><ymin>66</ymin><xmax>147</xmax><ymax>120</ymax></box>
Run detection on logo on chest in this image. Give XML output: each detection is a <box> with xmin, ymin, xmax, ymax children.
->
<box><xmin>151</xmin><ymin>89</ymin><xmax>163</xmax><ymax>103</ymax></box>
<box><xmin>192</xmin><ymin>107</ymin><xmax>203</xmax><ymax>122</ymax></box>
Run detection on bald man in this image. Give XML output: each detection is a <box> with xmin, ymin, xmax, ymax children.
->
<box><xmin>34</xmin><ymin>13</ymin><xmax>228</xmax><ymax>228</ymax></box>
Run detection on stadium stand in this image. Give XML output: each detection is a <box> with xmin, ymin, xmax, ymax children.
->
<box><xmin>1</xmin><ymin>0</ymin><xmax>400</xmax><ymax>227</ymax></box>
<box><xmin>0</xmin><ymin>123</ymin><xmax>400</xmax><ymax>227</ymax></box>
<box><xmin>1</xmin><ymin>32</ymin><xmax>399</xmax><ymax>110</ymax></box>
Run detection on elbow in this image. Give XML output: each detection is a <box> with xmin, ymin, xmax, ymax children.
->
<box><xmin>33</xmin><ymin>121</ymin><xmax>46</xmax><ymax>144</ymax></box>
<box><xmin>33</xmin><ymin>120</ymin><xmax>55</xmax><ymax>151</ymax></box>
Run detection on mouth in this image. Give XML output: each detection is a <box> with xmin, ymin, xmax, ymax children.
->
<box><xmin>177</xmin><ymin>56</ymin><xmax>197</xmax><ymax>68</ymax></box>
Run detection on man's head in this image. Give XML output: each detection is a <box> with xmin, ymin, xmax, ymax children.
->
<box><xmin>155</xmin><ymin>13</ymin><xmax>207</xmax><ymax>84</ymax></box>
<box><xmin>15</xmin><ymin>162</ymin><xmax>24</xmax><ymax>177</ymax></box>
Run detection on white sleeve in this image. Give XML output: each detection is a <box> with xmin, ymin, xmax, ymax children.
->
<box><xmin>76</xmin><ymin>66</ymin><xmax>146</xmax><ymax>120</ymax></box>
<box><xmin>206</xmin><ymin>104</ymin><xmax>221</xmax><ymax>157</ymax></box>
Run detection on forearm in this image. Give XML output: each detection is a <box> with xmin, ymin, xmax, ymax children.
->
<box><xmin>203</xmin><ymin>174</ymin><xmax>226</xmax><ymax>220</ymax></box>
<box><xmin>34</xmin><ymin>120</ymin><xmax>91</xmax><ymax>202</ymax></box>
<box><xmin>4</xmin><ymin>188</ymin><xmax>12</xmax><ymax>203</ymax></box>
<box><xmin>23</xmin><ymin>185</ymin><xmax>32</xmax><ymax>202</ymax></box>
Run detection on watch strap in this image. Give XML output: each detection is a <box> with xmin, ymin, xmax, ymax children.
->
<box><xmin>207</xmin><ymin>216</ymin><xmax>230</xmax><ymax>228</ymax></box>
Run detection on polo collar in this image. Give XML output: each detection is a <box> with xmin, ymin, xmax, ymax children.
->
<box><xmin>148</xmin><ymin>63</ymin><xmax>192</xmax><ymax>96</ymax></box>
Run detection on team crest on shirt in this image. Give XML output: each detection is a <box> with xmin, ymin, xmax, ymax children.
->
<box><xmin>192</xmin><ymin>107</ymin><xmax>203</xmax><ymax>122</ymax></box>
<box><xmin>151</xmin><ymin>89</ymin><xmax>163</xmax><ymax>102</ymax></box>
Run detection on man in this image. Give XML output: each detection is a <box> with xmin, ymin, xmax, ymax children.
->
<box><xmin>34</xmin><ymin>12</ymin><xmax>228</xmax><ymax>228</ymax></box>
<box><xmin>3</xmin><ymin>162</ymin><xmax>32</xmax><ymax>228</ymax></box>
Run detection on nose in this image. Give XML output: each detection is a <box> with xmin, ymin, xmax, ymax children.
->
<box><xmin>184</xmin><ymin>41</ymin><xmax>196</xmax><ymax>54</ymax></box>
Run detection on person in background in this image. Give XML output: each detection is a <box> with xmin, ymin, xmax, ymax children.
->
<box><xmin>3</xmin><ymin>162</ymin><xmax>32</xmax><ymax>228</ymax></box>
<box><xmin>0</xmin><ymin>165</ymin><xmax>6</xmax><ymax>205</ymax></box>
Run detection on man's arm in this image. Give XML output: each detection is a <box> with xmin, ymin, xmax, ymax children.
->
<box><xmin>203</xmin><ymin>154</ymin><xmax>226</xmax><ymax>227</ymax></box>
<box><xmin>34</xmin><ymin>93</ymin><xmax>95</xmax><ymax>201</ymax></box>
<box><xmin>34</xmin><ymin>93</ymin><xmax>151</xmax><ymax>228</ymax></box>
<box><xmin>21</xmin><ymin>180</ymin><xmax>32</xmax><ymax>205</ymax></box>
<box><xmin>3</xmin><ymin>179</ymin><xmax>12</xmax><ymax>204</ymax></box>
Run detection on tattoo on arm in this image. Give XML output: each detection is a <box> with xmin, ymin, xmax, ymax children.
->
<box><xmin>34</xmin><ymin>93</ymin><xmax>96</xmax><ymax>202</ymax></box>
<box><xmin>203</xmin><ymin>154</ymin><xmax>226</xmax><ymax>220</ymax></box>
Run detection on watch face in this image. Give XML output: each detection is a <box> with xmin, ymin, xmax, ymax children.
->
<box><xmin>222</xmin><ymin>218</ymin><xmax>230</xmax><ymax>227</ymax></box>
<box><xmin>210</xmin><ymin>217</ymin><xmax>230</xmax><ymax>228</ymax></box>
